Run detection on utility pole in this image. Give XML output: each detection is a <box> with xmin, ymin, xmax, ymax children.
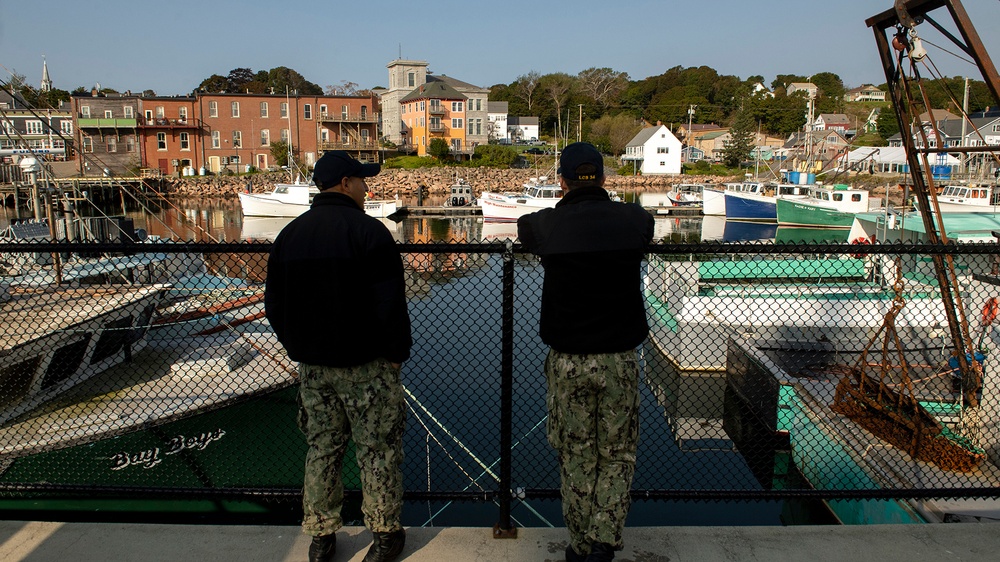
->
<box><xmin>577</xmin><ymin>104</ymin><xmax>583</xmax><ymax>143</ymax></box>
<box><xmin>687</xmin><ymin>105</ymin><xmax>696</xmax><ymax>161</ymax></box>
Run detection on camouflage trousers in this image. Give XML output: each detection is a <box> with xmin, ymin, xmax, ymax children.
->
<box><xmin>297</xmin><ymin>358</ymin><xmax>405</xmax><ymax>536</ymax></box>
<box><xmin>545</xmin><ymin>349</ymin><xmax>639</xmax><ymax>555</ymax></box>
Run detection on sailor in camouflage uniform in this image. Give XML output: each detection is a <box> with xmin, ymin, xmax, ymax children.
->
<box><xmin>518</xmin><ymin>143</ymin><xmax>654</xmax><ymax>562</ymax></box>
<box><xmin>266</xmin><ymin>151</ymin><xmax>411</xmax><ymax>562</ymax></box>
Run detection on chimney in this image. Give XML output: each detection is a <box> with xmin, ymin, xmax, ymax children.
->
<box><xmin>656</xmin><ymin>120</ymin><xmax>662</xmax><ymax>126</ymax></box>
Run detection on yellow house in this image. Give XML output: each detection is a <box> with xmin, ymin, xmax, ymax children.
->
<box><xmin>399</xmin><ymin>81</ymin><xmax>468</xmax><ymax>158</ymax></box>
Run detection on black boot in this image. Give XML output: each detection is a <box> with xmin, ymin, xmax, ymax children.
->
<box><xmin>308</xmin><ymin>534</ymin><xmax>336</xmax><ymax>562</ymax></box>
<box><xmin>585</xmin><ymin>542</ymin><xmax>615</xmax><ymax>561</ymax></box>
<box><xmin>566</xmin><ymin>544</ymin><xmax>587</xmax><ymax>562</ymax></box>
<box><xmin>362</xmin><ymin>528</ymin><xmax>406</xmax><ymax>562</ymax></box>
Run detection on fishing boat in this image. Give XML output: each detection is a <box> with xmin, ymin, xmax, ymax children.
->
<box><xmin>644</xmin><ymin>254</ymin><xmax>950</xmax><ymax>372</ymax></box>
<box><xmin>667</xmin><ymin>183</ymin><xmax>706</xmax><ymax>207</ymax></box>
<box><xmin>916</xmin><ymin>184</ymin><xmax>1000</xmax><ymax>214</ymax></box>
<box><xmin>849</xmin><ymin>210</ymin><xmax>1000</xmax><ymax>244</ymax></box>
<box><xmin>701</xmin><ymin>185</ymin><xmax>728</xmax><ymax>216</ymax></box>
<box><xmin>724</xmin><ymin>181</ymin><xmax>810</xmax><ymax>222</ymax></box>
<box><xmin>478</xmin><ymin>176</ymin><xmax>562</xmax><ymax>222</ymax></box>
<box><xmin>444</xmin><ymin>178</ymin><xmax>475</xmax><ymax>207</ymax></box>
<box><xmin>776</xmin><ymin>184</ymin><xmax>880</xmax><ymax>228</ymax></box>
<box><xmin>238</xmin><ymin>181</ymin><xmax>399</xmax><ymax>219</ymax></box>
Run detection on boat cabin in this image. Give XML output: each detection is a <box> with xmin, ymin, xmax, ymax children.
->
<box><xmin>448</xmin><ymin>179</ymin><xmax>474</xmax><ymax>206</ymax></box>
<box><xmin>939</xmin><ymin>184</ymin><xmax>999</xmax><ymax>207</ymax></box>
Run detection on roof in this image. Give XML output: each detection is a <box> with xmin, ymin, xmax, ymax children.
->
<box><xmin>818</xmin><ymin>114</ymin><xmax>851</xmax><ymax>125</ymax></box>
<box><xmin>919</xmin><ymin>109</ymin><xmax>960</xmax><ymax>123</ymax></box>
<box><xmin>508</xmin><ymin>116</ymin><xmax>539</xmax><ymax>126</ymax></box>
<box><xmin>626</xmin><ymin>125</ymin><xmax>664</xmax><ymax>147</ymax></box>
<box><xmin>427</xmin><ymin>74</ymin><xmax>485</xmax><ymax>92</ymax></box>
<box><xmin>700</xmin><ymin>131</ymin><xmax>730</xmax><ymax>140</ymax></box>
<box><xmin>399</xmin><ymin>81</ymin><xmax>467</xmax><ymax>102</ymax></box>
<box><xmin>488</xmin><ymin>101</ymin><xmax>508</xmax><ymax>113</ymax></box>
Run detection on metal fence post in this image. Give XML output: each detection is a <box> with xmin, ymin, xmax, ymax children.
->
<box><xmin>494</xmin><ymin>241</ymin><xmax>517</xmax><ymax>538</ymax></box>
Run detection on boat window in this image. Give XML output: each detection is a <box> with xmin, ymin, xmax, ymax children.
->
<box><xmin>851</xmin><ymin>194</ymin><xmax>862</xmax><ymax>202</ymax></box>
<box><xmin>40</xmin><ymin>335</ymin><xmax>92</xmax><ymax>389</ymax></box>
<box><xmin>833</xmin><ymin>194</ymin><xmax>842</xmax><ymax>201</ymax></box>
<box><xmin>275</xmin><ymin>187</ymin><xmax>288</xmax><ymax>194</ymax></box>
<box><xmin>0</xmin><ymin>356</ymin><xmax>43</xmax><ymax>408</ymax></box>
<box><xmin>91</xmin><ymin>317</ymin><xmax>133</xmax><ymax>364</ymax></box>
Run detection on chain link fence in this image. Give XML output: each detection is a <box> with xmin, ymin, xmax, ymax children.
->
<box><xmin>0</xmin><ymin>239</ymin><xmax>999</xmax><ymax>526</ymax></box>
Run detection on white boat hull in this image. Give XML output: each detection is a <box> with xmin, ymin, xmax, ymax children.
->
<box><xmin>239</xmin><ymin>192</ymin><xmax>398</xmax><ymax>219</ymax></box>
<box><xmin>479</xmin><ymin>192</ymin><xmax>558</xmax><ymax>222</ymax></box>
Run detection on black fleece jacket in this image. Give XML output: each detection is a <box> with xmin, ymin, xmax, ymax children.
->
<box><xmin>265</xmin><ymin>191</ymin><xmax>411</xmax><ymax>367</ymax></box>
<box><xmin>517</xmin><ymin>185</ymin><xmax>654</xmax><ymax>354</ymax></box>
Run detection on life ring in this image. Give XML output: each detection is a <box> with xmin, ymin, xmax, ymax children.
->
<box><xmin>982</xmin><ymin>297</ymin><xmax>999</xmax><ymax>326</ymax></box>
<box><xmin>850</xmin><ymin>236</ymin><xmax>871</xmax><ymax>259</ymax></box>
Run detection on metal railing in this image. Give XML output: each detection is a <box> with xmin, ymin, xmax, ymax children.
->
<box><xmin>0</xmin><ymin>239</ymin><xmax>999</xmax><ymax>527</ymax></box>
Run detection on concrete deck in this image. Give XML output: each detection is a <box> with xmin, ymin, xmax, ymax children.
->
<box><xmin>1</xmin><ymin>521</ymin><xmax>998</xmax><ymax>561</ymax></box>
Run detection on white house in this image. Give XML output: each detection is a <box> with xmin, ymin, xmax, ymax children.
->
<box><xmin>508</xmin><ymin>116</ymin><xmax>539</xmax><ymax>142</ymax></box>
<box><xmin>621</xmin><ymin>124</ymin><xmax>682</xmax><ymax>174</ymax></box>
<box><xmin>487</xmin><ymin>101</ymin><xmax>509</xmax><ymax>142</ymax></box>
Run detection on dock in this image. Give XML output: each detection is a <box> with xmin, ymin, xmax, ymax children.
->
<box><xmin>2</xmin><ymin>521</ymin><xmax>997</xmax><ymax>562</ymax></box>
<box><xmin>397</xmin><ymin>206</ymin><xmax>481</xmax><ymax>217</ymax></box>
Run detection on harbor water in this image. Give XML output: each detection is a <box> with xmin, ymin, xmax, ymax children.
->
<box><xmin>0</xmin><ymin>196</ymin><xmax>841</xmax><ymax>527</ymax></box>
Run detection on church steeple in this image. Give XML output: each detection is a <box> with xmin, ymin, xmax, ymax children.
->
<box><xmin>40</xmin><ymin>56</ymin><xmax>52</xmax><ymax>92</ymax></box>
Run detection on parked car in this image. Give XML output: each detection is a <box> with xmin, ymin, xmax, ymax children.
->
<box><xmin>527</xmin><ymin>139</ymin><xmax>546</xmax><ymax>146</ymax></box>
<box><xmin>524</xmin><ymin>147</ymin><xmax>544</xmax><ymax>155</ymax></box>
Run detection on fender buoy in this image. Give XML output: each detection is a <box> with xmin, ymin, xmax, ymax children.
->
<box><xmin>850</xmin><ymin>236</ymin><xmax>871</xmax><ymax>259</ymax></box>
<box><xmin>982</xmin><ymin>297</ymin><xmax>998</xmax><ymax>327</ymax></box>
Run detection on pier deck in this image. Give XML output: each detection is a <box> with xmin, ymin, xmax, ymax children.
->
<box><xmin>2</xmin><ymin>520</ymin><xmax>997</xmax><ymax>561</ymax></box>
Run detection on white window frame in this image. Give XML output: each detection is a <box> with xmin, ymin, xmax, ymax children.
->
<box><xmin>124</xmin><ymin>106</ymin><xmax>134</xmax><ymax>118</ymax></box>
<box><xmin>209</xmin><ymin>101</ymin><xmax>218</xmax><ymax>117</ymax></box>
<box><xmin>304</xmin><ymin>104</ymin><xmax>312</xmax><ymax>119</ymax></box>
<box><xmin>231</xmin><ymin>101</ymin><xmax>240</xmax><ymax>118</ymax></box>
<box><xmin>104</xmin><ymin>110</ymin><xmax>113</xmax><ymax>119</ymax></box>
<box><xmin>179</xmin><ymin>107</ymin><xmax>188</xmax><ymax>121</ymax></box>
<box><xmin>82</xmin><ymin>136</ymin><xmax>93</xmax><ymax>153</ymax></box>
<box><xmin>25</xmin><ymin>120</ymin><xmax>43</xmax><ymax>135</ymax></box>
<box><xmin>260</xmin><ymin>129</ymin><xmax>270</xmax><ymax>146</ymax></box>
<box><xmin>157</xmin><ymin>132</ymin><xmax>167</xmax><ymax>150</ymax></box>
<box><xmin>106</xmin><ymin>136</ymin><xmax>117</xmax><ymax>152</ymax></box>
<box><xmin>260</xmin><ymin>102</ymin><xmax>268</xmax><ymax>118</ymax></box>
<box><xmin>80</xmin><ymin>106</ymin><xmax>91</xmax><ymax>118</ymax></box>
<box><xmin>155</xmin><ymin>106</ymin><xmax>165</xmax><ymax>118</ymax></box>
<box><xmin>180</xmin><ymin>132</ymin><xmax>190</xmax><ymax>151</ymax></box>
<box><xmin>212</xmin><ymin>130</ymin><xmax>221</xmax><ymax>148</ymax></box>
<box><xmin>452</xmin><ymin>118</ymin><xmax>463</xmax><ymax>129</ymax></box>
<box><xmin>60</xmin><ymin>121</ymin><xmax>73</xmax><ymax>135</ymax></box>
<box><xmin>125</xmin><ymin>136</ymin><xmax>135</xmax><ymax>152</ymax></box>
<box><xmin>232</xmin><ymin>130</ymin><xmax>242</xmax><ymax>148</ymax></box>
<box><xmin>280</xmin><ymin>102</ymin><xmax>288</xmax><ymax>119</ymax></box>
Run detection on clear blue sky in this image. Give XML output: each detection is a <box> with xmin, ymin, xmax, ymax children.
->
<box><xmin>2</xmin><ymin>0</ymin><xmax>999</xmax><ymax>97</ymax></box>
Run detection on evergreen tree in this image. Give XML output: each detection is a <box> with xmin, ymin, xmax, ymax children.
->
<box><xmin>722</xmin><ymin>110</ymin><xmax>756</xmax><ymax>168</ymax></box>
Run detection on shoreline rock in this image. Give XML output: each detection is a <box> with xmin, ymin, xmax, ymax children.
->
<box><xmin>155</xmin><ymin>168</ymin><xmax>908</xmax><ymax>206</ymax></box>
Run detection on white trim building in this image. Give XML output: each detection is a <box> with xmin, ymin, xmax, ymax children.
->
<box><xmin>621</xmin><ymin>124</ymin><xmax>682</xmax><ymax>174</ymax></box>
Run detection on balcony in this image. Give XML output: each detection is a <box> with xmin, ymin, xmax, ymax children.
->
<box><xmin>428</xmin><ymin>123</ymin><xmax>446</xmax><ymax>133</ymax></box>
<box><xmin>319</xmin><ymin>112</ymin><xmax>377</xmax><ymax>123</ymax></box>
<box><xmin>138</xmin><ymin>117</ymin><xmax>197</xmax><ymax>129</ymax></box>
<box><xmin>318</xmin><ymin>140</ymin><xmax>380</xmax><ymax>151</ymax></box>
<box><xmin>77</xmin><ymin>118</ymin><xmax>137</xmax><ymax>129</ymax></box>
<box><xmin>428</xmin><ymin>105</ymin><xmax>446</xmax><ymax>116</ymax></box>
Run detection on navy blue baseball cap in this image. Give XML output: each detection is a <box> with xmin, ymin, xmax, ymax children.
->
<box><xmin>312</xmin><ymin>151</ymin><xmax>380</xmax><ymax>189</ymax></box>
<box><xmin>558</xmin><ymin>142</ymin><xmax>603</xmax><ymax>181</ymax></box>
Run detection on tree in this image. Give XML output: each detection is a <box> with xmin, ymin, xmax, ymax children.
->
<box><xmin>199</xmin><ymin>74</ymin><xmax>230</xmax><ymax>92</ymax></box>
<box><xmin>588</xmin><ymin>114</ymin><xmax>643</xmax><ymax>155</ymax></box>
<box><xmin>540</xmin><ymin>73</ymin><xmax>575</xmax><ymax>138</ymax></box>
<box><xmin>428</xmin><ymin>138</ymin><xmax>451</xmax><ymax>160</ymax></box>
<box><xmin>269</xmin><ymin>140</ymin><xmax>296</xmax><ymax>167</ymax></box>
<box><xmin>577</xmin><ymin>67</ymin><xmax>629</xmax><ymax>108</ymax></box>
<box><xmin>513</xmin><ymin>71</ymin><xmax>541</xmax><ymax>111</ymax></box>
<box><xmin>811</xmin><ymin>71</ymin><xmax>846</xmax><ymax>113</ymax></box>
<box><xmin>227</xmin><ymin>68</ymin><xmax>255</xmax><ymax>91</ymax></box>
<box><xmin>326</xmin><ymin>81</ymin><xmax>360</xmax><ymax>96</ymax></box>
<box><xmin>876</xmin><ymin>106</ymin><xmax>900</xmax><ymax>140</ymax></box>
<box><xmin>472</xmin><ymin>145</ymin><xmax>518</xmax><ymax>167</ymax></box>
<box><xmin>266</xmin><ymin>67</ymin><xmax>323</xmax><ymax>95</ymax></box>
<box><xmin>722</xmin><ymin>110</ymin><xmax>756</xmax><ymax>168</ymax></box>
